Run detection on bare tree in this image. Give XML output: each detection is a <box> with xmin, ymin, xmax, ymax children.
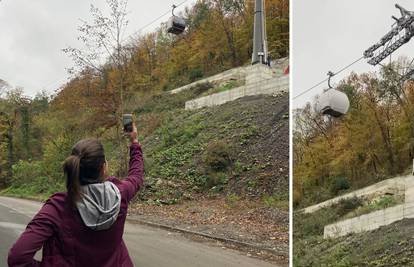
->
<box><xmin>0</xmin><ymin>79</ymin><xmax>11</xmax><ymax>98</ymax></box>
<box><xmin>64</xmin><ymin>0</ymin><xmax>129</xmax><ymax>111</ymax></box>
<box><xmin>63</xmin><ymin>0</ymin><xmax>131</xmax><ymax>176</ymax></box>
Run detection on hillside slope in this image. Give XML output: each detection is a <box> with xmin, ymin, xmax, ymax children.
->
<box><xmin>137</xmin><ymin>92</ymin><xmax>289</xmax><ymax>202</ymax></box>
<box><xmin>295</xmin><ymin>218</ymin><xmax>414</xmax><ymax>266</ymax></box>
<box><xmin>129</xmin><ymin>92</ymin><xmax>289</xmax><ymax>262</ymax></box>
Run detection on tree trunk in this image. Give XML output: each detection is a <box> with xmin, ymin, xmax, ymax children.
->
<box><xmin>6</xmin><ymin>124</ymin><xmax>13</xmax><ymax>186</ymax></box>
<box><xmin>373</xmin><ymin>110</ymin><xmax>395</xmax><ymax>174</ymax></box>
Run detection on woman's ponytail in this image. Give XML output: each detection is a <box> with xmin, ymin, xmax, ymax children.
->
<box><xmin>64</xmin><ymin>155</ymin><xmax>81</xmax><ymax>206</ymax></box>
<box><xmin>63</xmin><ymin>139</ymin><xmax>106</xmax><ymax>206</ymax></box>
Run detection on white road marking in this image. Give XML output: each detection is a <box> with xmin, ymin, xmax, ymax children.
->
<box><xmin>0</xmin><ymin>221</ymin><xmax>26</xmax><ymax>235</ymax></box>
<box><xmin>0</xmin><ymin>198</ymin><xmax>41</xmax><ymax>218</ymax></box>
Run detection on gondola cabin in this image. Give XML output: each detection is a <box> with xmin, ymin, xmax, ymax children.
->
<box><xmin>167</xmin><ymin>16</ymin><xmax>186</xmax><ymax>35</ymax></box>
<box><xmin>317</xmin><ymin>88</ymin><xmax>350</xmax><ymax>117</ymax></box>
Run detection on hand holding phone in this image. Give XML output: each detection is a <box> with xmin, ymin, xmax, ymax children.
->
<box><xmin>122</xmin><ymin>114</ymin><xmax>133</xmax><ymax>133</ymax></box>
<box><xmin>122</xmin><ymin>114</ymin><xmax>138</xmax><ymax>143</ymax></box>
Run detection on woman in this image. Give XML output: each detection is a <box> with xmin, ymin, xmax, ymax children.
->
<box><xmin>8</xmin><ymin>124</ymin><xmax>144</xmax><ymax>267</ymax></box>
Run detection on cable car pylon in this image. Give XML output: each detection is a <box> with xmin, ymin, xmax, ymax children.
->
<box><xmin>252</xmin><ymin>0</ymin><xmax>268</xmax><ymax>65</ymax></box>
<box><xmin>364</xmin><ymin>4</ymin><xmax>414</xmax><ymax>66</ymax></box>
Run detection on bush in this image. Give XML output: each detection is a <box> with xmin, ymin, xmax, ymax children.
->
<box><xmin>8</xmin><ymin>159</ymin><xmax>64</xmax><ymax>198</ymax></box>
<box><xmin>331</xmin><ymin>176</ymin><xmax>350</xmax><ymax>195</ymax></box>
<box><xmin>191</xmin><ymin>82</ymin><xmax>213</xmax><ymax>96</ymax></box>
<box><xmin>202</xmin><ymin>140</ymin><xmax>232</xmax><ymax>172</ymax></box>
<box><xmin>263</xmin><ymin>192</ymin><xmax>289</xmax><ymax>210</ymax></box>
<box><xmin>343</xmin><ymin>195</ymin><xmax>401</xmax><ymax>219</ymax></box>
<box><xmin>294</xmin><ymin>197</ymin><xmax>362</xmax><ymax>240</ymax></box>
<box><xmin>374</xmin><ymin>195</ymin><xmax>396</xmax><ymax>209</ymax></box>
<box><xmin>226</xmin><ymin>193</ymin><xmax>240</xmax><ymax>208</ymax></box>
<box><xmin>337</xmin><ymin>197</ymin><xmax>363</xmax><ymax>216</ymax></box>
<box><xmin>11</xmin><ymin>160</ymin><xmax>43</xmax><ymax>187</ymax></box>
<box><xmin>8</xmin><ymin>133</ymin><xmax>79</xmax><ymax>198</ymax></box>
<box><xmin>200</xmin><ymin>80</ymin><xmax>241</xmax><ymax>97</ymax></box>
<box><xmin>294</xmin><ymin>209</ymin><xmax>336</xmax><ymax>237</ymax></box>
<box><xmin>293</xmin><ymin>188</ymin><xmax>302</xmax><ymax>207</ymax></box>
<box><xmin>188</xmin><ymin>68</ymin><xmax>204</xmax><ymax>82</ymax></box>
<box><xmin>205</xmin><ymin>172</ymin><xmax>228</xmax><ymax>189</ymax></box>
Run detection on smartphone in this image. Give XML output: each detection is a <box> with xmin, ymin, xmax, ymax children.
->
<box><xmin>122</xmin><ymin>114</ymin><xmax>133</xmax><ymax>133</ymax></box>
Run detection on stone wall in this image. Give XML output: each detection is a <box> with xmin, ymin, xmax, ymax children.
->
<box><xmin>170</xmin><ymin>67</ymin><xmax>247</xmax><ymax>94</ymax></box>
<box><xmin>302</xmin><ymin>176</ymin><xmax>408</xmax><ymax>214</ymax></box>
<box><xmin>324</xmin><ymin>202</ymin><xmax>414</xmax><ymax>238</ymax></box>
<box><xmin>185</xmin><ymin>74</ymin><xmax>288</xmax><ymax>110</ymax></box>
<box><xmin>323</xmin><ymin>175</ymin><xmax>414</xmax><ymax>238</ymax></box>
<box><xmin>169</xmin><ymin>57</ymin><xmax>288</xmax><ymax>95</ymax></box>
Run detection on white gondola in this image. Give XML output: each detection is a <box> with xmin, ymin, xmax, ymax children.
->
<box><xmin>167</xmin><ymin>5</ymin><xmax>186</xmax><ymax>35</ymax></box>
<box><xmin>317</xmin><ymin>88</ymin><xmax>350</xmax><ymax>117</ymax></box>
<box><xmin>167</xmin><ymin>16</ymin><xmax>186</xmax><ymax>34</ymax></box>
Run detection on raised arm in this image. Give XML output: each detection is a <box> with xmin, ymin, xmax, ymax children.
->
<box><xmin>119</xmin><ymin>142</ymin><xmax>144</xmax><ymax>202</ymax></box>
<box><xmin>118</xmin><ymin>123</ymin><xmax>144</xmax><ymax>202</ymax></box>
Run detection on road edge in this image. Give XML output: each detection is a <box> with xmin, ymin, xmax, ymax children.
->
<box><xmin>0</xmin><ymin>195</ymin><xmax>288</xmax><ymax>258</ymax></box>
<box><xmin>126</xmin><ymin>215</ymin><xmax>288</xmax><ymax>257</ymax></box>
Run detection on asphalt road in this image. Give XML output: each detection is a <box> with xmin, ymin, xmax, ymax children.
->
<box><xmin>0</xmin><ymin>196</ymin><xmax>281</xmax><ymax>267</ymax></box>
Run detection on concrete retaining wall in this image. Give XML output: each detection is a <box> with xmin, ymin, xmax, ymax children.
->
<box><xmin>302</xmin><ymin>176</ymin><xmax>408</xmax><ymax>214</ymax></box>
<box><xmin>323</xmin><ymin>175</ymin><xmax>414</xmax><ymax>238</ymax></box>
<box><xmin>169</xmin><ymin>57</ymin><xmax>288</xmax><ymax>95</ymax></box>
<box><xmin>185</xmin><ymin>75</ymin><xmax>288</xmax><ymax>110</ymax></box>
<box><xmin>170</xmin><ymin>67</ymin><xmax>247</xmax><ymax>94</ymax></box>
<box><xmin>404</xmin><ymin>177</ymin><xmax>414</xmax><ymax>203</ymax></box>
<box><xmin>324</xmin><ymin>202</ymin><xmax>414</xmax><ymax>238</ymax></box>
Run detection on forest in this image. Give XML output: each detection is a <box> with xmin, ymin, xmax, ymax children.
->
<box><xmin>0</xmin><ymin>0</ymin><xmax>289</xmax><ymax>202</ymax></box>
<box><xmin>293</xmin><ymin>58</ymin><xmax>414</xmax><ymax>207</ymax></box>
<box><xmin>293</xmin><ymin>59</ymin><xmax>414</xmax><ymax>266</ymax></box>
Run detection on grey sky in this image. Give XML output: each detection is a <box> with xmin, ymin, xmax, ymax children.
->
<box><xmin>0</xmin><ymin>0</ymin><xmax>195</xmax><ymax>97</ymax></box>
<box><xmin>292</xmin><ymin>0</ymin><xmax>414</xmax><ymax>109</ymax></box>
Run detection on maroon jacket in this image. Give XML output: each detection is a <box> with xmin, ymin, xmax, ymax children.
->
<box><xmin>8</xmin><ymin>143</ymin><xmax>144</xmax><ymax>267</ymax></box>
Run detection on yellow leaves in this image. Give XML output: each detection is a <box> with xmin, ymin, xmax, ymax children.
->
<box><xmin>295</xmin><ymin>71</ymin><xmax>414</xmax><ymax>205</ymax></box>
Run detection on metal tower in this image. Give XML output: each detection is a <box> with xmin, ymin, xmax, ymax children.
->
<box><xmin>251</xmin><ymin>0</ymin><xmax>268</xmax><ymax>65</ymax></box>
<box><xmin>364</xmin><ymin>4</ymin><xmax>414</xmax><ymax>66</ymax></box>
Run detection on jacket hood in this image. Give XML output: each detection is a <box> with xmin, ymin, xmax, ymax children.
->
<box><xmin>76</xmin><ymin>181</ymin><xmax>121</xmax><ymax>231</ymax></box>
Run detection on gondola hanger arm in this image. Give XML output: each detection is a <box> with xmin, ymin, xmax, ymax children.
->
<box><xmin>327</xmin><ymin>71</ymin><xmax>335</xmax><ymax>90</ymax></box>
<box><xmin>172</xmin><ymin>4</ymin><xmax>177</xmax><ymax>16</ymax></box>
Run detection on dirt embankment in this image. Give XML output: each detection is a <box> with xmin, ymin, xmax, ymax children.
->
<box><xmin>295</xmin><ymin>218</ymin><xmax>414</xmax><ymax>266</ymax></box>
<box><xmin>131</xmin><ymin>94</ymin><xmax>289</xmax><ymax>263</ymax></box>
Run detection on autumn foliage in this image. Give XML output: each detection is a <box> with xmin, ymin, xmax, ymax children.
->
<box><xmin>0</xmin><ymin>0</ymin><xmax>289</xmax><ymax>196</ymax></box>
<box><xmin>293</xmin><ymin>59</ymin><xmax>414</xmax><ymax>207</ymax></box>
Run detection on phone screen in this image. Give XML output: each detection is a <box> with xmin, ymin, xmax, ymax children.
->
<box><xmin>122</xmin><ymin>114</ymin><xmax>133</xmax><ymax>132</ymax></box>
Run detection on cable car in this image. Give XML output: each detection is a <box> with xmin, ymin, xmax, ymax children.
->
<box><xmin>317</xmin><ymin>88</ymin><xmax>350</xmax><ymax>117</ymax></box>
<box><xmin>167</xmin><ymin>5</ymin><xmax>186</xmax><ymax>35</ymax></box>
<box><xmin>316</xmin><ymin>71</ymin><xmax>350</xmax><ymax>117</ymax></box>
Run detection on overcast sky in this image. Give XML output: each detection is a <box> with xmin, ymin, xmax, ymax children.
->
<box><xmin>0</xmin><ymin>0</ymin><xmax>195</xmax><ymax>97</ymax></box>
<box><xmin>292</xmin><ymin>0</ymin><xmax>414</xmax><ymax>109</ymax></box>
